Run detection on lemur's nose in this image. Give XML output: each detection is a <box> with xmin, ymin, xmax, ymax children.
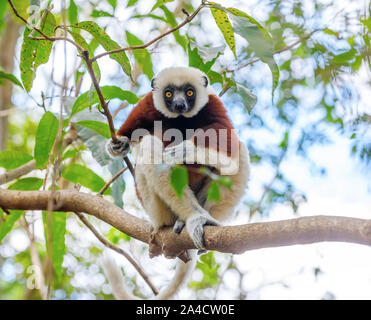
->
<box><xmin>173</xmin><ymin>101</ymin><xmax>187</xmax><ymax>113</ymax></box>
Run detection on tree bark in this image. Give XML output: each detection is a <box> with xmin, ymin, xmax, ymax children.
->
<box><xmin>0</xmin><ymin>14</ymin><xmax>20</xmax><ymax>150</ymax></box>
<box><xmin>1</xmin><ymin>189</ymin><xmax>370</xmax><ymax>257</ymax></box>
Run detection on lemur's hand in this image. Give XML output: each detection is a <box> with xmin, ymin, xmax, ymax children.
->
<box><xmin>106</xmin><ymin>136</ymin><xmax>130</xmax><ymax>158</ymax></box>
<box><xmin>163</xmin><ymin>140</ymin><xmax>195</xmax><ymax>165</ymax></box>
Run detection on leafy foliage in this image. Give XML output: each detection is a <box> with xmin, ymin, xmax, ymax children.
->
<box><xmin>0</xmin><ymin>151</ymin><xmax>33</xmax><ymax>170</ymax></box>
<box><xmin>71</xmin><ymin>86</ymin><xmax>138</xmax><ymax>116</ymax></box>
<box><xmin>72</xmin><ymin>21</ymin><xmax>131</xmax><ymax>77</ymax></box>
<box><xmin>20</xmin><ymin>10</ymin><xmax>56</xmax><ymax>91</ymax></box>
<box><xmin>170</xmin><ymin>165</ymin><xmax>188</xmax><ymax>199</ymax></box>
<box><xmin>34</xmin><ymin>111</ymin><xmax>59</xmax><ymax>169</ymax></box>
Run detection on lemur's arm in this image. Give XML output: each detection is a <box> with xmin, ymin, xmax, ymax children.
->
<box><xmin>163</xmin><ymin>122</ymin><xmax>240</xmax><ymax>175</ymax></box>
<box><xmin>107</xmin><ymin>92</ymin><xmax>161</xmax><ymax>157</ymax></box>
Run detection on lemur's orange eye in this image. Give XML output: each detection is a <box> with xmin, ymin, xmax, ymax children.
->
<box><xmin>186</xmin><ymin>90</ymin><xmax>194</xmax><ymax>97</ymax></box>
<box><xmin>165</xmin><ymin>91</ymin><xmax>172</xmax><ymax>98</ymax></box>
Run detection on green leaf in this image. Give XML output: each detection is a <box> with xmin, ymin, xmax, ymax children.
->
<box><xmin>188</xmin><ymin>43</ymin><xmax>219</xmax><ymax>74</ymax></box>
<box><xmin>0</xmin><ymin>151</ymin><xmax>33</xmax><ymax>170</ymax></box>
<box><xmin>108</xmin><ymin>0</ymin><xmax>118</xmax><ymax>9</ymax></box>
<box><xmin>72</xmin><ymin>21</ymin><xmax>131</xmax><ymax>77</ymax></box>
<box><xmin>323</xmin><ymin>28</ymin><xmax>340</xmax><ymax>38</ymax></box>
<box><xmin>332</xmin><ymin>48</ymin><xmax>357</xmax><ymax>64</ymax></box>
<box><xmin>42</xmin><ymin>211</ymin><xmax>66</xmax><ymax>277</ymax></box>
<box><xmin>0</xmin><ymin>1</ymin><xmax>7</xmax><ymax>34</ymax></box>
<box><xmin>170</xmin><ymin>165</ymin><xmax>188</xmax><ymax>199</ymax></box>
<box><xmin>360</xmin><ymin>18</ymin><xmax>371</xmax><ymax>32</ymax></box>
<box><xmin>207</xmin><ymin>181</ymin><xmax>221</xmax><ymax>202</ymax></box>
<box><xmin>8</xmin><ymin>177</ymin><xmax>43</xmax><ymax>191</ymax></box>
<box><xmin>207</xmin><ymin>70</ymin><xmax>223</xmax><ymax>85</ymax></box>
<box><xmin>76</xmin><ymin>120</ymin><xmax>111</xmax><ymax>139</ymax></box>
<box><xmin>210</xmin><ymin>7</ymin><xmax>236</xmax><ymax>58</ymax></box>
<box><xmin>264</xmin><ymin>57</ymin><xmax>279</xmax><ymax>97</ymax></box>
<box><xmin>126</xmin><ymin>31</ymin><xmax>154</xmax><ymax>80</ymax></box>
<box><xmin>279</xmin><ymin>131</ymin><xmax>289</xmax><ymax>150</ymax></box>
<box><xmin>235</xmin><ymin>83</ymin><xmax>257</xmax><ymax>113</ymax></box>
<box><xmin>108</xmin><ymin>160</ymin><xmax>126</xmax><ymax>208</ymax></box>
<box><xmin>189</xmin><ymin>251</ymin><xmax>220</xmax><ymax>289</ymax></box>
<box><xmin>71</xmin><ymin>85</ymin><xmax>139</xmax><ymax>116</ymax></box>
<box><xmin>127</xmin><ymin>0</ymin><xmax>139</xmax><ymax>7</ymax></box>
<box><xmin>107</xmin><ymin>227</ymin><xmax>130</xmax><ymax>244</ymax></box>
<box><xmin>0</xmin><ymin>71</ymin><xmax>23</xmax><ymax>88</ymax></box>
<box><xmin>231</xmin><ymin>14</ymin><xmax>279</xmax><ymax>96</ymax></box>
<box><xmin>151</xmin><ymin>0</ymin><xmax>174</xmax><ymax>12</ymax></box>
<box><xmin>91</xmin><ymin>10</ymin><xmax>114</xmax><ymax>18</ymax></box>
<box><xmin>62</xmin><ymin>145</ymin><xmax>86</xmax><ymax>161</ymax></box>
<box><xmin>20</xmin><ymin>10</ymin><xmax>56</xmax><ymax>91</ymax></box>
<box><xmin>0</xmin><ymin>177</ymin><xmax>44</xmax><ymax>242</ymax></box>
<box><xmin>34</xmin><ymin>111</ymin><xmax>59</xmax><ymax>169</ymax></box>
<box><xmin>161</xmin><ymin>5</ymin><xmax>187</xmax><ymax>51</ymax></box>
<box><xmin>226</xmin><ymin>7</ymin><xmax>270</xmax><ymax>40</ymax></box>
<box><xmin>10</xmin><ymin>0</ymin><xmax>28</xmax><ymax>21</ymax></box>
<box><xmin>61</xmin><ymin>163</ymin><xmax>109</xmax><ymax>193</ymax></box>
<box><xmin>68</xmin><ymin>30</ymin><xmax>101</xmax><ymax>81</ymax></box>
<box><xmin>0</xmin><ymin>210</ymin><xmax>23</xmax><ymax>242</ymax></box>
<box><xmin>218</xmin><ymin>176</ymin><xmax>233</xmax><ymax>189</ymax></box>
<box><xmin>68</xmin><ymin>0</ymin><xmax>78</xmax><ymax>25</ymax></box>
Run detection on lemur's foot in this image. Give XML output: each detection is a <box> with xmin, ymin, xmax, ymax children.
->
<box><xmin>186</xmin><ymin>214</ymin><xmax>220</xmax><ymax>250</ymax></box>
<box><xmin>173</xmin><ymin>219</ymin><xmax>185</xmax><ymax>234</ymax></box>
<box><xmin>106</xmin><ymin>136</ymin><xmax>130</xmax><ymax>157</ymax></box>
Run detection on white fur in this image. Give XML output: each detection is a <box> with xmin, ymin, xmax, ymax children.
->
<box><xmin>102</xmin><ymin>250</ymin><xmax>196</xmax><ymax>300</ymax></box>
<box><xmin>163</xmin><ymin>139</ymin><xmax>240</xmax><ymax>175</ymax></box>
<box><xmin>152</xmin><ymin>67</ymin><xmax>214</xmax><ymax>118</ymax></box>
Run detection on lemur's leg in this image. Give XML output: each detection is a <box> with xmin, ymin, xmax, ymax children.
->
<box><xmin>135</xmin><ymin>164</ymin><xmax>177</xmax><ymax>229</ymax></box>
<box><xmin>135</xmin><ymin>135</ymin><xmax>219</xmax><ymax>249</ymax></box>
<box><xmin>202</xmin><ymin>144</ymin><xmax>250</xmax><ymax>221</ymax></box>
<box><xmin>145</xmin><ymin>166</ymin><xmax>219</xmax><ymax>249</ymax></box>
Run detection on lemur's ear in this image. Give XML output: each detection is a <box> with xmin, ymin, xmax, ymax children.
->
<box><xmin>151</xmin><ymin>78</ymin><xmax>156</xmax><ymax>90</ymax></box>
<box><xmin>202</xmin><ymin>76</ymin><xmax>208</xmax><ymax>87</ymax></box>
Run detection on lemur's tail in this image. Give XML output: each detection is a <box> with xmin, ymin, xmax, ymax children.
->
<box><xmin>101</xmin><ymin>251</ymin><xmax>196</xmax><ymax>300</ymax></box>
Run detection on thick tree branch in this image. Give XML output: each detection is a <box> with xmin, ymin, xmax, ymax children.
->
<box><xmin>1</xmin><ymin>189</ymin><xmax>370</xmax><ymax>257</ymax></box>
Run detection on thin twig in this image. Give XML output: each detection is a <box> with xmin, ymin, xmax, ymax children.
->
<box><xmin>74</xmin><ymin>211</ymin><xmax>159</xmax><ymax>295</ymax></box>
<box><xmin>20</xmin><ymin>218</ymin><xmax>47</xmax><ymax>300</ymax></box>
<box><xmin>82</xmin><ymin>51</ymin><xmax>117</xmax><ymax>141</ymax></box>
<box><xmin>7</xmin><ymin>0</ymin><xmax>84</xmax><ymax>52</ymax></box>
<box><xmin>112</xmin><ymin>101</ymin><xmax>129</xmax><ymax>119</ymax></box>
<box><xmin>249</xmin><ymin>151</ymin><xmax>286</xmax><ymax>218</ymax></box>
<box><xmin>98</xmin><ymin>166</ymin><xmax>128</xmax><ymax>196</ymax></box>
<box><xmin>81</xmin><ymin>50</ymin><xmax>135</xmax><ymax>176</ymax></box>
<box><xmin>90</xmin><ymin>3</ymin><xmax>206</xmax><ymax>63</ymax></box>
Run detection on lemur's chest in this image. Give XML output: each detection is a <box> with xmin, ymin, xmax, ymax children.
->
<box><xmin>150</xmin><ymin>114</ymin><xmax>210</xmax><ymax>147</ymax></box>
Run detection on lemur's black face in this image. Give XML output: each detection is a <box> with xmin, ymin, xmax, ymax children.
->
<box><xmin>163</xmin><ymin>83</ymin><xmax>196</xmax><ymax>115</ymax></box>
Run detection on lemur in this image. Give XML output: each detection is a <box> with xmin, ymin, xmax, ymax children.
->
<box><xmin>107</xmin><ymin>66</ymin><xmax>249</xmax><ymax>251</ymax></box>
<box><xmin>105</xmin><ymin>67</ymin><xmax>249</xmax><ymax>299</ymax></box>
